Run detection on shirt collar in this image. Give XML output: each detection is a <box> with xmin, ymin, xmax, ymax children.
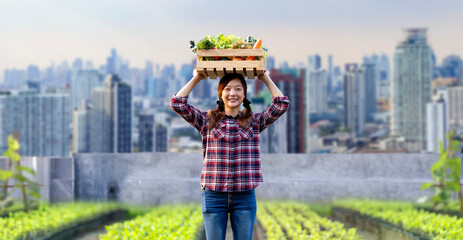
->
<box><xmin>225</xmin><ymin>111</ymin><xmax>241</xmax><ymax>119</ymax></box>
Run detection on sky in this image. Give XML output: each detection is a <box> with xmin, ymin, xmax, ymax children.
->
<box><xmin>1</xmin><ymin>0</ymin><xmax>463</xmax><ymax>76</ymax></box>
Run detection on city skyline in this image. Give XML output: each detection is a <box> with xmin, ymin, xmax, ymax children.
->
<box><xmin>1</xmin><ymin>0</ymin><xmax>463</xmax><ymax>77</ymax></box>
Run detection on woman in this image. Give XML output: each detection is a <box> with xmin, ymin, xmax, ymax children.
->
<box><xmin>170</xmin><ymin>70</ymin><xmax>290</xmax><ymax>240</ymax></box>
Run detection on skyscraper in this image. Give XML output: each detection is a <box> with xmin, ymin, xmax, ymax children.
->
<box><xmin>266</xmin><ymin>56</ymin><xmax>276</xmax><ymax>70</ymax></box>
<box><xmin>426</xmin><ymin>97</ymin><xmax>447</xmax><ymax>153</ymax></box>
<box><xmin>344</xmin><ymin>64</ymin><xmax>365</xmax><ymax>136</ymax></box>
<box><xmin>89</xmin><ymin>74</ymin><xmax>132</xmax><ymax>153</ymax></box>
<box><xmin>363</xmin><ymin>63</ymin><xmax>377</xmax><ymax>122</ymax></box>
<box><xmin>392</xmin><ymin>28</ymin><xmax>433</xmax><ymax>152</ymax></box>
<box><xmin>308</xmin><ymin>55</ymin><xmax>321</xmax><ymax>71</ymax></box>
<box><xmin>138</xmin><ymin>113</ymin><xmax>168</xmax><ymax>152</ymax></box>
<box><xmin>448</xmin><ymin>86</ymin><xmax>463</xmax><ymax>131</ymax></box>
<box><xmin>440</xmin><ymin>55</ymin><xmax>463</xmax><ymax>85</ymax></box>
<box><xmin>327</xmin><ymin>55</ymin><xmax>333</xmax><ymax>97</ymax></box>
<box><xmin>308</xmin><ymin>69</ymin><xmax>327</xmax><ymax>114</ymax></box>
<box><xmin>71</xmin><ymin>70</ymin><xmax>104</xmax><ymax>109</ymax></box>
<box><xmin>72</xmin><ymin>100</ymin><xmax>91</xmax><ymax>153</ymax></box>
<box><xmin>0</xmin><ymin>90</ymin><xmax>70</xmax><ymax>156</ymax></box>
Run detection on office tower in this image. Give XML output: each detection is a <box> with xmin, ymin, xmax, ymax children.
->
<box><xmin>426</xmin><ymin>97</ymin><xmax>448</xmax><ymax>153</ymax></box>
<box><xmin>279</xmin><ymin>61</ymin><xmax>289</xmax><ymax>69</ymax></box>
<box><xmin>440</xmin><ymin>55</ymin><xmax>463</xmax><ymax>85</ymax></box>
<box><xmin>333</xmin><ymin>66</ymin><xmax>343</xmax><ymax>93</ymax></box>
<box><xmin>392</xmin><ymin>28</ymin><xmax>433</xmax><ymax>152</ymax></box>
<box><xmin>251</xmin><ymin>97</ymin><xmax>288</xmax><ymax>153</ymax></box>
<box><xmin>55</xmin><ymin>61</ymin><xmax>72</xmax><ymax>86</ymax></box>
<box><xmin>71</xmin><ymin>70</ymin><xmax>104</xmax><ymax>109</ymax></box>
<box><xmin>4</xmin><ymin>69</ymin><xmax>26</xmax><ymax>89</ymax></box>
<box><xmin>89</xmin><ymin>74</ymin><xmax>132</xmax><ymax>153</ymax></box>
<box><xmin>178</xmin><ymin>63</ymin><xmax>194</xmax><ymax>87</ymax></box>
<box><xmin>145</xmin><ymin>61</ymin><xmax>154</xmax><ymax>80</ymax></box>
<box><xmin>254</xmin><ymin>68</ymin><xmax>308</xmax><ymax>153</ymax></box>
<box><xmin>327</xmin><ymin>55</ymin><xmax>333</xmax><ymax>97</ymax></box>
<box><xmin>72</xmin><ymin>58</ymin><xmax>84</xmax><ymax>72</ymax></box>
<box><xmin>107</xmin><ymin>48</ymin><xmax>118</xmax><ymax>75</ymax></box>
<box><xmin>266</xmin><ymin>56</ymin><xmax>275</xmax><ymax>70</ymax></box>
<box><xmin>27</xmin><ymin>81</ymin><xmax>41</xmax><ymax>93</ymax></box>
<box><xmin>448</xmin><ymin>86</ymin><xmax>463</xmax><ymax>131</ymax></box>
<box><xmin>379</xmin><ymin>54</ymin><xmax>390</xmax><ymax>82</ymax></box>
<box><xmin>0</xmin><ymin>90</ymin><xmax>70</xmax><ymax>156</ymax></box>
<box><xmin>363</xmin><ymin>63</ymin><xmax>377</xmax><ymax>122</ymax></box>
<box><xmin>308</xmin><ymin>55</ymin><xmax>321</xmax><ymax>71</ymax></box>
<box><xmin>26</xmin><ymin>65</ymin><xmax>40</xmax><ymax>81</ymax></box>
<box><xmin>138</xmin><ymin>113</ymin><xmax>168</xmax><ymax>152</ymax></box>
<box><xmin>72</xmin><ymin>100</ymin><xmax>91</xmax><ymax>153</ymax></box>
<box><xmin>308</xmin><ymin>69</ymin><xmax>327</xmax><ymax>114</ymax></box>
<box><xmin>344</xmin><ymin>63</ymin><xmax>365</xmax><ymax>136</ymax></box>
<box><xmin>146</xmin><ymin>77</ymin><xmax>158</xmax><ymax>99</ymax></box>
<box><xmin>85</xmin><ymin>60</ymin><xmax>94</xmax><ymax>70</ymax></box>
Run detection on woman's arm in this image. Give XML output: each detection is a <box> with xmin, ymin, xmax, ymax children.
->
<box><xmin>258</xmin><ymin>70</ymin><xmax>284</xmax><ymax>97</ymax></box>
<box><xmin>176</xmin><ymin>70</ymin><xmax>206</xmax><ymax>97</ymax></box>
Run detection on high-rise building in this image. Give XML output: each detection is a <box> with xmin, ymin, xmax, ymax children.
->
<box><xmin>266</xmin><ymin>56</ymin><xmax>275</xmax><ymax>70</ymax></box>
<box><xmin>344</xmin><ymin>64</ymin><xmax>365</xmax><ymax>136</ymax></box>
<box><xmin>138</xmin><ymin>113</ymin><xmax>169</xmax><ymax>152</ymax></box>
<box><xmin>308</xmin><ymin>55</ymin><xmax>321</xmax><ymax>71</ymax></box>
<box><xmin>426</xmin><ymin>97</ymin><xmax>447</xmax><ymax>153</ymax></box>
<box><xmin>145</xmin><ymin>60</ymin><xmax>154</xmax><ymax>80</ymax></box>
<box><xmin>89</xmin><ymin>74</ymin><xmax>132</xmax><ymax>153</ymax></box>
<box><xmin>72</xmin><ymin>100</ymin><xmax>91</xmax><ymax>153</ymax></box>
<box><xmin>440</xmin><ymin>55</ymin><xmax>463</xmax><ymax>85</ymax></box>
<box><xmin>72</xmin><ymin>58</ymin><xmax>84</xmax><ymax>72</ymax></box>
<box><xmin>327</xmin><ymin>55</ymin><xmax>333</xmax><ymax>97</ymax></box>
<box><xmin>0</xmin><ymin>90</ymin><xmax>70</xmax><ymax>156</ymax></box>
<box><xmin>392</xmin><ymin>28</ymin><xmax>433</xmax><ymax>152</ymax></box>
<box><xmin>254</xmin><ymin>68</ymin><xmax>308</xmax><ymax>153</ymax></box>
<box><xmin>106</xmin><ymin>48</ymin><xmax>118</xmax><ymax>75</ymax></box>
<box><xmin>308</xmin><ymin>69</ymin><xmax>327</xmax><ymax>114</ymax></box>
<box><xmin>26</xmin><ymin>65</ymin><xmax>40</xmax><ymax>81</ymax></box>
<box><xmin>448</xmin><ymin>86</ymin><xmax>463</xmax><ymax>131</ymax></box>
<box><xmin>363</xmin><ymin>63</ymin><xmax>377</xmax><ymax>122</ymax></box>
<box><xmin>4</xmin><ymin>69</ymin><xmax>26</xmax><ymax>89</ymax></box>
<box><xmin>71</xmin><ymin>70</ymin><xmax>104</xmax><ymax>109</ymax></box>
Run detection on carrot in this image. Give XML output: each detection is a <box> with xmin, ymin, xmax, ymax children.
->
<box><xmin>246</xmin><ymin>39</ymin><xmax>262</xmax><ymax>61</ymax></box>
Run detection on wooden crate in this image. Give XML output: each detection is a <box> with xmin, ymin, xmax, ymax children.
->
<box><xmin>196</xmin><ymin>49</ymin><xmax>265</xmax><ymax>79</ymax></box>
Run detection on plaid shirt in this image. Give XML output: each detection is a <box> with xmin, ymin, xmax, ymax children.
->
<box><xmin>170</xmin><ymin>94</ymin><xmax>290</xmax><ymax>192</ymax></box>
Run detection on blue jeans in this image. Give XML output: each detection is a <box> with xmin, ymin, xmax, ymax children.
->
<box><xmin>201</xmin><ymin>188</ymin><xmax>257</xmax><ymax>240</ymax></box>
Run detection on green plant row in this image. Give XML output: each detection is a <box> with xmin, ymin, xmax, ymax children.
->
<box><xmin>334</xmin><ymin>199</ymin><xmax>463</xmax><ymax>239</ymax></box>
<box><xmin>99</xmin><ymin>203</ymin><xmax>203</xmax><ymax>240</ymax></box>
<box><xmin>0</xmin><ymin>201</ymin><xmax>120</xmax><ymax>240</ymax></box>
<box><xmin>257</xmin><ymin>201</ymin><xmax>363</xmax><ymax>240</ymax></box>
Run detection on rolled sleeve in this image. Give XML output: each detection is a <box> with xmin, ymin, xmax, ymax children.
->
<box><xmin>255</xmin><ymin>96</ymin><xmax>290</xmax><ymax>132</ymax></box>
<box><xmin>170</xmin><ymin>94</ymin><xmax>207</xmax><ymax>132</ymax></box>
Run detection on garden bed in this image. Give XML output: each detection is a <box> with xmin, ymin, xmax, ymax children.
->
<box><xmin>331</xmin><ymin>207</ymin><xmax>426</xmax><ymax>240</ymax></box>
<box><xmin>35</xmin><ymin>209</ymin><xmax>127</xmax><ymax>240</ymax></box>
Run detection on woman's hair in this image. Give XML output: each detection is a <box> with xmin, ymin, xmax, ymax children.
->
<box><xmin>207</xmin><ymin>73</ymin><xmax>253</xmax><ymax>129</ymax></box>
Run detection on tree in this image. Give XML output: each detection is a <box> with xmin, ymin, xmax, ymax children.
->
<box><xmin>421</xmin><ymin>131</ymin><xmax>462</xmax><ymax>211</ymax></box>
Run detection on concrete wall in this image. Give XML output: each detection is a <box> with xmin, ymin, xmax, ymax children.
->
<box><xmin>2</xmin><ymin>153</ymin><xmax>462</xmax><ymax>205</ymax></box>
<box><xmin>73</xmin><ymin>153</ymin><xmax>458</xmax><ymax>205</ymax></box>
<box><xmin>0</xmin><ymin>157</ymin><xmax>74</xmax><ymax>202</ymax></box>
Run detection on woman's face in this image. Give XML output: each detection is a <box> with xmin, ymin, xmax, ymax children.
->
<box><xmin>221</xmin><ymin>78</ymin><xmax>245</xmax><ymax>110</ymax></box>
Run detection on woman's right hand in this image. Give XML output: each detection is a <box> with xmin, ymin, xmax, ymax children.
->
<box><xmin>193</xmin><ymin>69</ymin><xmax>206</xmax><ymax>81</ymax></box>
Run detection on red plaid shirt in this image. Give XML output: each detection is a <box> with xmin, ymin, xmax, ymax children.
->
<box><xmin>170</xmin><ymin>94</ymin><xmax>290</xmax><ymax>192</ymax></box>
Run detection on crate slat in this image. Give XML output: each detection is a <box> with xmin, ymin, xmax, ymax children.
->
<box><xmin>196</xmin><ymin>49</ymin><xmax>265</xmax><ymax>79</ymax></box>
<box><xmin>207</xmin><ymin>68</ymin><xmax>218</xmax><ymax>79</ymax></box>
